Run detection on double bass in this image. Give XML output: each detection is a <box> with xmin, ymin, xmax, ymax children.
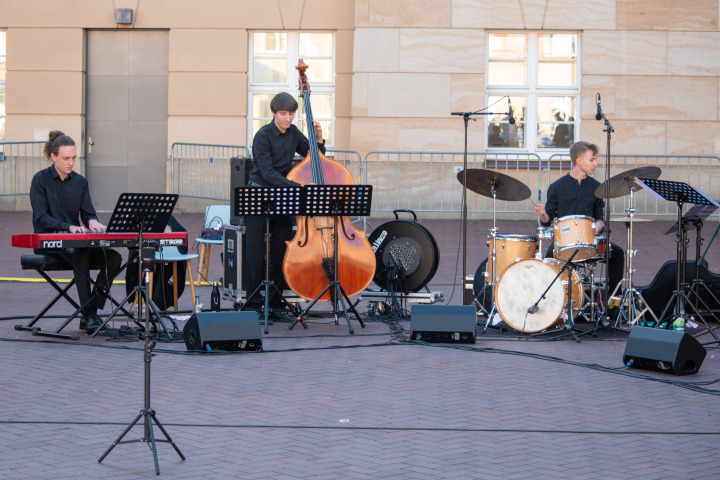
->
<box><xmin>282</xmin><ymin>60</ymin><xmax>376</xmax><ymax>302</ymax></box>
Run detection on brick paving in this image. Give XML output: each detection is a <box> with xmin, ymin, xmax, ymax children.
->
<box><xmin>1</xmin><ymin>211</ymin><xmax>719</xmax><ymax>479</ymax></box>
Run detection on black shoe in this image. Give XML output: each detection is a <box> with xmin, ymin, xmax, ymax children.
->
<box><xmin>79</xmin><ymin>316</ymin><xmax>88</xmax><ymax>330</ymax></box>
<box><xmin>268</xmin><ymin>310</ymin><xmax>294</xmax><ymax>322</ymax></box>
<box><xmin>85</xmin><ymin>314</ymin><xmax>104</xmax><ymax>334</ymax></box>
<box><xmin>256</xmin><ymin>311</ymin><xmax>274</xmax><ymax>325</ymax></box>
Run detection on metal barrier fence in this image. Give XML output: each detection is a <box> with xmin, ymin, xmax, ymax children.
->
<box><xmin>364</xmin><ymin>151</ymin><xmax>543</xmax><ymax>216</ymax></box>
<box><xmin>169</xmin><ymin>143</ymin><xmax>363</xmax><ymax>202</ymax></box>
<box><xmin>546</xmin><ymin>154</ymin><xmax>720</xmax><ymax>218</ymax></box>
<box><xmin>169</xmin><ymin>143</ymin><xmax>249</xmax><ymax>200</ymax></box>
<box><xmin>0</xmin><ymin>141</ymin><xmax>46</xmax><ymax>196</ymax></box>
<box><xmin>364</xmin><ymin>151</ymin><xmax>720</xmax><ymax>218</ymax></box>
<box><xmin>5</xmin><ymin>139</ymin><xmax>719</xmax><ymax>221</ymax></box>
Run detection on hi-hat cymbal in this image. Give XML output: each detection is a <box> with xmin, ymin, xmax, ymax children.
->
<box><xmin>458</xmin><ymin>168</ymin><xmax>531</xmax><ymax>201</ymax></box>
<box><xmin>595</xmin><ymin>166</ymin><xmax>662</xmax><ymax>199</ymax></box>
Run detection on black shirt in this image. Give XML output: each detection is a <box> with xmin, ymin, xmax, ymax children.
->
<box><xmin>30</xmin><ymin>166</ymin><xmax>98</xmax><ymax>233</ymax></box>
<box><xmin>541</xmin><ymin>173</ymin><xmax>604</xmax><ymax>227</ymax></box>
<box><xmin>249</xmin><ymin>121</ymin><xmax>325</xmax><ymax>186</ymax></box>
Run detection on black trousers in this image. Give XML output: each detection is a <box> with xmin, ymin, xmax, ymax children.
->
<box><xmin>36</xmin><ymin>247</ymin><xmax>123</xmax><ymax>315</ymax></box>
<box><xmin>243</xmin><ymin>214</ymin><xmax>294</xmax><ymax>307</ymax></box>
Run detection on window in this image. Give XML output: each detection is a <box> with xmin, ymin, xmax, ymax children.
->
<box><xmin>0</xmin><ymin>31</ymin><xmax>6</xmax><ymax>141</ymax></box>
<box><xmin>248</xmin><ymin>31</ymin><xmax>335</xmax><ymax>147</ymax></box>
<box><xmin>486</xmin><ymin>32</ymin><xmax>579</xmax><ymax>153</ymax></box>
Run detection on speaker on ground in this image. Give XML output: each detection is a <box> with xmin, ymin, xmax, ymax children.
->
<box><xmin>183</xmin><ymin>311</ymin><xmax>262</xmax><ymax>352</ymax></box>
<box><xmin>623</xmin><ymin>326</ymin><xmax>706</xmax><ymax>375</ymax></box>
<box><xmin>410</xmin><ymin>304</ymin><xmax>477</xmax><ymax>344</ymax></box>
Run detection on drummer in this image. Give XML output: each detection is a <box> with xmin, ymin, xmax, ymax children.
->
<box><xmin>534</xmin><ymin>141</ymin><xmax>624</xmax><ymax>303</ymax></box>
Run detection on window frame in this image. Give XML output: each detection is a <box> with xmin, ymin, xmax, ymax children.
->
<box><xmin>247</xmin><ymin>31</ymin><xmax>336</xmax><ymax>148</ymax></box>
<box><xmin>486</xmin><ymin>31</ymin><xmax>581</xmax><ymax>156</ymax></box>
<box><xmin>0</xmin><ymin>30</ymin><xmax>6</xmax><ymax>142</ymax></box>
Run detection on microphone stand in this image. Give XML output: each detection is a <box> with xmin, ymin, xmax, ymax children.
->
<box><xmin>452</xmin><ymin>100</ymin><xmax>514</xmax><ymax>305</ymax></box>
<box><xmin>526</xmin><ymin>248</ymin><xmax>579</xmax><ymax>317</ymax></box>
<box><xmin>595</xmin><ymin>94</ymin><xmax>614</xmax><ymax>323</ymax></box>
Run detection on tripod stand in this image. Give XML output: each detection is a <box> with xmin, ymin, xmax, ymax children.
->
<box><xmin>235</xmin><ymin>186</ymin><xmax>303</xmax><ymax>334</ymax></box>
<box><xmin>98</xmin><ymin>199</ymin><xmax>185</xmax><ymax>475</ymax></box>
<box><xmin>688</xmin><ymin>216</ymin><xmax>720</xmax><ymax>322</ymax></box>
<box><xmin>609</xmin><ymin>182</ymin><xmax>658</xmax><ymax>329</ymax></box>
<box><xmin>639</xmin><ymin>178</ymin><xmax>720</xmax><ymax>343</ymax></box>
<box><xmin>289</xmin><ymin>184</ymin><xmax>373</xmax><ymax>334</ymax></box>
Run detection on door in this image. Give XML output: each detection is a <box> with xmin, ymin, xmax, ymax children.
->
<box><xmin>86</xmin><ymin>30</ymin><xmax>168</xmax><ymax>211</ymax></box>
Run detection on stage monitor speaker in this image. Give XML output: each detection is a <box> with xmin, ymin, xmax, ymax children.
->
<box><xmin>410</xmin><ymin>304</ymin><xmax>477</xmax><ymax>344</ymax></box>
<box><xmin>183</xmin><ymin>311</ymin><xmax>262</xmax><ymax>352</ymax></box>
<box><xmin>623</xmin><ymin>326</ymin><xmax>706</xmax><ymax>375</ymax></box>
<box><xmin>230</xmin><ymin>157</ymin><xmax>251</xmax><ymax>226</ymax></box>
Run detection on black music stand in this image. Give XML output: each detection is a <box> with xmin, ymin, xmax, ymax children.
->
<box><xmin>235</xmin><ymin>185</ymin><xmax>303</xmax><ymax>334</ymax></box>
<box><xmin>98</xmin><ymin>193</ymin><xmax>185</xmax><ymax>475</ymax></box>
<box><xmin>638</xmin><ymin>179</ymin><xmax>720</xmax><ymax>342</ymax></box>
<box><xmin>290</xmin><ymin>184</ymin><xmax>373</xmax><ymax>334</ymax></box>
<box><xmin>90</xmin><ymin>193</ymin><xmax>179</xmax><ymax>338</ymax></box>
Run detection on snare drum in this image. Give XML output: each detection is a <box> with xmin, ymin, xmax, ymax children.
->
<box><xmin>494</xmin><ymin>258</ymin><xmax>584</xmax><ymax>333</ymax></box>
<box><xmin>552</xmin><ymin>215</ymin><xmax>597</xmax><ymax>262</ymax></box>
<box><xmin>486</xmin><ymin>233</ymin><xmax>537</xmax><ymax>284</ymax></box>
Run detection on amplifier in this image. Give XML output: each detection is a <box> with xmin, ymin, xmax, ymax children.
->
<box><xmin>230</xmin><ymin>157</ymin><xmax>250</xmax><ymax>226</ymax></box>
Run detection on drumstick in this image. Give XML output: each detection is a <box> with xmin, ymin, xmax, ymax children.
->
<box><xmin>529</xmin><ymin>197</ymin><xmax>540</xmax><ymax>207</ymax></box>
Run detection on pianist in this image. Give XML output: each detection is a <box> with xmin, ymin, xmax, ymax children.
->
<box><xmin>29</xmin><ymin>131</ymin><xmax>122</xmax><ymax>333</ymax></box>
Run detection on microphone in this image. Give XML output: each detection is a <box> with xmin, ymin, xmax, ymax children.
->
<box><xmin>595</xmin><ymin>93</ymin><xmax>603</xmax><ymax>121</ymax></box>
<box><xmin>508</xmin><ymin>98</ymin><xmax>516</xmax><ymax>125</ymax></box>
<box><xmin>527</xmin><ymin>304</ymin><xmax>539</xmax><ymax>314</ymax></box>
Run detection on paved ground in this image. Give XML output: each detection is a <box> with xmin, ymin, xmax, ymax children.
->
<box><xmin>1</xmin><ymin>211</ymin><xmax>719</xmax><ymax>479</ymax></box>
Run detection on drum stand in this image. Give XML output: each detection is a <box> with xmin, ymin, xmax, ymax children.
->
<box><xmin>479</xmin><ymin>185</ymin><xmax>500</xmax><ymax>332</ymax></box>
<box><xmin>609</xmin><ymin>183</ymin><xmax>658</xmax><ymax>329</ymax></box>
<box><xmin>579</xmin><ymin>261</ymin><xmax>605</xmax><ymax>326</ymax></box>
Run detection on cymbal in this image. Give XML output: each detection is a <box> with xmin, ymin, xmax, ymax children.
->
<box><xmin>595</xmin><ymin>166</ymin><xmax>662</xmax><ymax>199</ymax></box>
<box><xmin>458</xmin><ymin>168</ymin><xmax>531</xmax><ymax>201</ymax></box>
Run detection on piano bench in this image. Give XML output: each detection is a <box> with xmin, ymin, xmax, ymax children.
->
<box><xmin>17</xmin><ymin>253</ymin><xmax>81</xmax><ymax>340</ymax></box>
<box><xmin>21</xmin><ymin>253</ymin><xmax>74</xmax><ymax>271</ymax></box>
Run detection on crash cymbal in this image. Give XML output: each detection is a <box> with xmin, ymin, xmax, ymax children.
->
<box><xmin>595</xmin><ymin>166</ymin><xmax>662</xmax><ymax>199</ymax></box>
<box><xmin>458</xmin><ymin>168</ymin><xmax>531</xmax><ymax>201</ymax></box>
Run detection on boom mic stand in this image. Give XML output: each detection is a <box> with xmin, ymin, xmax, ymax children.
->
<box><xmin>98</xmin><ymin>215</ymin><xmax>185</xmax><ymax>475</ymax></box>
<box><xmin>452</xmin><ymin>98</ymin><xmax>514</xmax><ymax>306</ymax></box>
<box><xmin>528</xmin><ymin>248</ymin><xmax>582</xmax><ymax>341</ymax></box>
<box><xmin>595</xmin><ymin>93</ymin><xmax>614</xmax><ymax>325</ymax></box>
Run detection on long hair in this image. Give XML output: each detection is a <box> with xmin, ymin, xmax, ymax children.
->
<box><xmin>43</xmin><ymin>130</ymin><xmax>76</xmax><ymax>160</ymax></box>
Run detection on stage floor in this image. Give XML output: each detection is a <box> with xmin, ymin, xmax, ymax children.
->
<box><xmin>2</xmin><ymin>211</ymin><xmax>719</xmax><ymax>479</ymax></box>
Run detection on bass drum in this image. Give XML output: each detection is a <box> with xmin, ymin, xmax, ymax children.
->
<box><xmin>368</xmin><ymin>211</ymin><xmax>440</xmax><ymax>292</ymax></box>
